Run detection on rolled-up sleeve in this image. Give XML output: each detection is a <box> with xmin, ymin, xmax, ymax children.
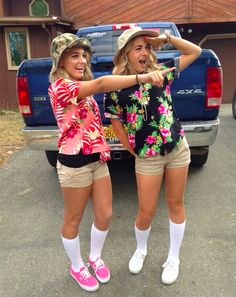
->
<box><xmin>57</xmin><ymin>79</ymin><xmax>81</xmax><ymax>107</ymax></box>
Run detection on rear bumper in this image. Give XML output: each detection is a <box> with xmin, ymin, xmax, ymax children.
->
<box><xmin>23</xmin><ymin>126</ymin><xmax>59</xmax><ymax>151</ymax></box>
<box><xmin>181</xmin><ymin>118</ymin><xmax>219</xmax><ymax>147</ymax></box>
<box><xmin>22</xmin><ymin>118</ymin><xmax>220</xmax><ymax>151</ymax></box>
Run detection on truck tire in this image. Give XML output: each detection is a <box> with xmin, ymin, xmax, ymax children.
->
<box><xmin>45</xmin><ymin>150</ymin><xmax>58</xmax><ymax>167</ymax></box>
<box><xmin>232</xmin><ymin>91</ymin><xmax>236</xmax><ymax>119</ymax></box>
<box><xmin>190</xmin><ymin>147</ymin><xmax>209</xmax><ymax>167</ymax></box>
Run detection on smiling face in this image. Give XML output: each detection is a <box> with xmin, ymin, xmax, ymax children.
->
<box><xmin>126</xmin><ymin>36</ymin><xmax>151</xmax><ymax>74</ymax></box>
<box><xmin>59</xmin><ymin>47</ymin><xmax>88</xmax><ymax>81</ymax></box>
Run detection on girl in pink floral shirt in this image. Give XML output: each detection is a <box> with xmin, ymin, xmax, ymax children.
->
<box><xmin>48</xmin><ymin>33</ymin><xmax>166</xmax><ymax>292</ymax></box>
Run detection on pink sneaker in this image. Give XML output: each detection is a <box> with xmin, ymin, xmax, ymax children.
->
<box><xmin>89</xmin><ymin>257</ymin><xmax>110</xmax><ymax>283</ymax></box>
<box><xmin>70</xmin><ymin>266</ymin><xmax>99</xmax><ymax>292</ymax></box>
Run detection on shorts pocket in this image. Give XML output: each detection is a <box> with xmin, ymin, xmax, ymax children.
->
<box><xmin>179</xmin><ymin>137</ymin><xmax>190</xmax><ymax>152</ymax></box>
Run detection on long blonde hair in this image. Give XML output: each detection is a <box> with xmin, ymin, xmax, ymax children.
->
<box><xmin>113</xmin><ymin>37</ymin><xmax>160</xmax><ymax>75</ymax></box>
<box><xmin>49</xmin><ymin>45</ymin><xmax>93</xmax><ymax>83</ymax></box>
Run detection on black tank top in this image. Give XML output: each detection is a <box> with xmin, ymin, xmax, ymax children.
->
<box><xmin>58</xmin><ymin>151</ymin><xmax>100</xmax><ymax>168</ymax></box>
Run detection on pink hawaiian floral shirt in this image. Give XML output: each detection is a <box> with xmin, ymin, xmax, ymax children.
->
<box><xmin>48</xmin><ymin>78</ymin><xmax>110</xmax><ymax>161</ymax></box>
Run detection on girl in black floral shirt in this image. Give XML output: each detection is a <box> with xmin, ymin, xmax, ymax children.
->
<box><xmin>104</xmin><ymin>27</ymin><xmax>201</xmax><ymax>285</ymax></box>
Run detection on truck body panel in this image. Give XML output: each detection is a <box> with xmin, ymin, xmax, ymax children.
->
<box><xmin>17</xmin><ymin>22</ymin><xmax>222</xmax><ymax>166</ymax></box>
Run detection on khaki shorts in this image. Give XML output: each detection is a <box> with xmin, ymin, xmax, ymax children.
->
<box><xmin>56</xmin><ymin>161</ymin><xmax>110</xmax><ymax>188</ymax></box>
<box><xmin>135</xmin><ymin>137</ymin><xmax>191</xmax><ymax>175</ymax></box>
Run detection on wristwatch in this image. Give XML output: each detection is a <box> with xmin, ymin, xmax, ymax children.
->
<box><xmin>163</xmin><ymin>30</ymin><xmax>171</xmax><ymax>44</ymax></box>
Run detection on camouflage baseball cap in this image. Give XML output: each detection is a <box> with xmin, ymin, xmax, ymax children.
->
<box><xmin>50</xmin><ymin>33</ymin><xmax>92</xmax><ymax>74</ymax></box>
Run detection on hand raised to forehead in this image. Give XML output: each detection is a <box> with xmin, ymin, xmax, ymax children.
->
<box><xmin>145</xmin><ymin>36</ymin><xmax>167</xmax><ymax>48</ymax></box>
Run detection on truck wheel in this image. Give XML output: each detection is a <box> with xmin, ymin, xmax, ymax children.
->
<box><xmin>190</xmin><ymin>147</ymin><xmax>209</xmax><ymax>167</ymax></box>
<box><xmin>232</xmin><ymin>91</ymin><xmax>236</xmax><ymax>119</ymax></box>
<box><xmin>45</xmin><ymin>150</ymin><xmax>58</xmax><ymax>167</ymax></box>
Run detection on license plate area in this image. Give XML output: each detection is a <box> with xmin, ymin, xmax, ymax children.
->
<box><xmin>103</xmin><ymin>125</ymin><xmax>120</xmax><ymax>144</ymax></box>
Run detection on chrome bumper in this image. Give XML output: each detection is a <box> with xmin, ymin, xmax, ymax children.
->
<box><xmin>22</xmin><ymin>118</ymin><xmax>220</xmax><ymax>151</ymax></box>
<box><xmin>181</xmin><ymin>118</ymin><xmax>219</xmax><ymax>147</ymax></box>
<box><xmin>23</xmin><ymin>126</ymin><xmax>59</xmax><ymax>151</ymax></box>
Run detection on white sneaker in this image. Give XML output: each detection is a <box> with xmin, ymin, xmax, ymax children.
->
<box><xmin>129</xmin><ymin>250</ymin><xmax>146</xmax><ymax>274</ymax></box>
<box><xmin>161</xmin><ymin>258</ymin><xmax>180</xmax><ymax>285</ymax></box>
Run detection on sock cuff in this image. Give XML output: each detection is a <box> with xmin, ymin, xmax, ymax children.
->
<box><xmin>92</xmin><ymin>222</ymin><xmax>109</xmax><ymax>234</ymax></box>
<box><xmin>61</xmin><ymin>234</ymin><xmax>79</xmax><ymax>241</ymax></box>
<box><xmin>169</xmin><ymin>219</ymin><xmax>186</xmax><ymax>227</ymax></box>
<box><xmin>135</xmin><ymin>224</ymin><xmax>151</xmax><ymax>233</ymax></box>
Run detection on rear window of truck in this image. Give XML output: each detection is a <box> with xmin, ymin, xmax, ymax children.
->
<box><xmin>80</xmin><ymin>28</ymin><xmax>175</xmax><ymax>54</ymax></box>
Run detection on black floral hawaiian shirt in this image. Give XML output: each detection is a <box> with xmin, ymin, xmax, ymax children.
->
<box><xmin>104</xmin><ymin>58</ymin><xmax>185</xmax><ymax>157</ymax></box>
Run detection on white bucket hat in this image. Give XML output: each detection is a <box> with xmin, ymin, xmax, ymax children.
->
<box><xmin>113</xmin><ymin>27</ymin><xmax>159</xmax><ymax>65</ymax></box>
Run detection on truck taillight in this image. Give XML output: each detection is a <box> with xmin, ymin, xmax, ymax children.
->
<box><xmin>16</xmin><ymin>76</ymin><xmax>32</xmax><ymax>115</ymax></box>
<box><xmin>112</xmin><ymin>23</ymin><xmax>137</xmax><ymax>30</ymax></box>
<box><xmin>206</xmin><ymin>67</ymin><xmax>222</xmax><ymax>109</ymax></box>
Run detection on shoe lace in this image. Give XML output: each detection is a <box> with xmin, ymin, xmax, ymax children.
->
<box><xmin>163</xmin><ymin>258</ymin><xmax>179</xmax><ymax>271</ymax></box>
<box><xmin>80</xmin><ymin>265</ymin><xmax>91</xmax><ymax>280</ymax></box>
<box><xmin>134</xmin><ymin>250</ymin><xmax>145</xmax><ymax>260</ymax></box>
<box><xmin>92</xmin><ymin>258</ymin><xmax>105</xmax><ymax>272</ymax></box>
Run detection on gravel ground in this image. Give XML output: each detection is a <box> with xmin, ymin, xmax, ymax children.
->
<box><xmin>0</xmin><ymin>110</ymin><xmax>25</xmax><ymax>167</ymax></box>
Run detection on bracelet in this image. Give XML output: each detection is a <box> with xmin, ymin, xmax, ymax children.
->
<box><xmin>136</xmin><ymin>74</ymin><xmax>139</xmax><ymax>84</ymax></box>
<box><xmin>164</xmin><ymin>30</ymin><xmax>171</xmax><ymax>44</ymax></box>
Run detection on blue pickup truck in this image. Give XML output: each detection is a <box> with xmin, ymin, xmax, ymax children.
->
<box><xmin>16</xmin><ymin>22</ymin><xmax>222</xmax><ymax>167</ymax></box>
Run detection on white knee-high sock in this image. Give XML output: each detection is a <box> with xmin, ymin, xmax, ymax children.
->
<box><xmin>61</xmin><ymin>234</ymin><xmax>84</xmax><ymax>272</ymax></box>
<box><xmin>135</xmin><ymin>225</ymin><xmax>151</xmax><ymax>255</ymax></box>
<box><xmin>89</xmin><ymin>223</ymin><xmax>109</xmax><ymax>262</ymax></box>
<box><xmin>167</xmin><ymin>219</ymin><xmax>186</xmax><ymax>260</ymax></box>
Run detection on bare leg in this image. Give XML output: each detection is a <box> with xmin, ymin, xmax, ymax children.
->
<box><xmin>91</xmin><ymin>175</ymin><xmax>112</xmax><ymax>230</ymax></box>
<box><xmin>61</xmin><ymin>186</ymin><xmax>92</xmax><ymax>238</ymax></box>
<box><xmin>61</xmin><ymin>186</ymin><xmax>91</xmax><ymax>271</ymax></box>
<box><xmin>135</xmin><ymin>172</ymin><xmax>164</xmax><ymax>229</ymax></box>
<box><xmin>165</xmin><ymin>165</ymin><xmax>189</xmax><ymax>223</ymax></box>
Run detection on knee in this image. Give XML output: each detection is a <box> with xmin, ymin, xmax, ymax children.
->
<box><xmin>166</xmin><ymin>198</ymin><xmax>184</xmax><ymax>215</ymax></box>
<box><xmin>136</xmin><ymin>208</ymin><xmax>155</xmax><ymax>227</ymax></box>
<box><xmin>103</xmin><ymin>208</ymin><xmax>112</xmax><ymax>224</ymax></box>
<box><xmin>95</xmin><ymin>208</ymin><xmax>112</xmax><ymax>228</ymax></box>
<box><xmin>63</xmin><ymin>213</ymin><xmax>83</xmax><ymax>230</ymax></box>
